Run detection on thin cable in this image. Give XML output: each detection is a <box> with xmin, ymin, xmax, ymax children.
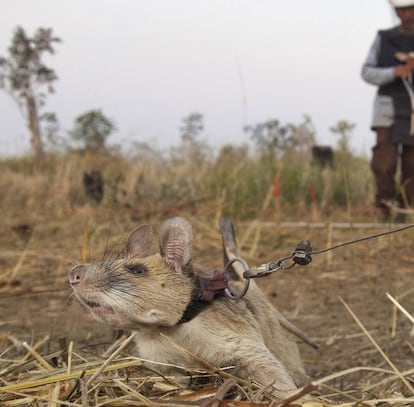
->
<box><xmin>230</xmin><ymin>223</ymin><xmax>414</xmax><ymax>288</ymax></box>
<box><xmin>310</xmin><ymin>223</ymin><xmax>414</xmax><ymax>255</ymax></box>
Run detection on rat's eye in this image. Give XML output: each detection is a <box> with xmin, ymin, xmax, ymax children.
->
<box><xmin>124</xmin><ymin>264</ymin><xmax>147</xmax><ymax>275</ymax></box>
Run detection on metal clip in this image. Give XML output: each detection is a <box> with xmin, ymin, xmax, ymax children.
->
<box><xmin>292</xmin><ymin>240</ymin><xmax>312</xmax><ymax>266</ymax></box>
<box><xmin>224</xmin><ymin>258</ymin><xmax>250</xmax><ymax>301</ymax></box>
<box><xmin>222</xmin><ymin>239</ymin><xmax>314</xmax><ymax>300</ymax></box>
<box><xmin>243</xmin><ymin>262</ymin><xmax>282</xmax><ymax>279</ymax></box>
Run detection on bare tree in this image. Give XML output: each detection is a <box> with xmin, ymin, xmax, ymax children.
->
<box><xmin>0</xmin><ymin>26</ymin><xmax>61</xmax><ymax>156</ymax></box>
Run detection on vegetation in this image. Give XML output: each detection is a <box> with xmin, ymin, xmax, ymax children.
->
<box><xmin>0</xmin><ymin>26</ymin><xmax>373</xmax><ymax>222</ymax></box>
<box><xmin>69</xmin><ymin>109</ymin><xmax>116</xmax><ymax>152</ymax></box>
<box><xmin>0</xmin><ymin>127</ymin><xmax>374</xmax><ymax>223</ymax></box>
<box><xmin>0</xmin><ymin>26</ymin><xmax>61</xmax><ymax>156</ymax></box>
<box><xmin>2</xmin><ymin>25</ymin><xmax>412</xmax><ymax>407</ymax></box>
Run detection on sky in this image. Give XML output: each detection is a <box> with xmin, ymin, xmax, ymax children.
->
<box><xmin>0</xmin><ymin>0</ymin><xmax>395</xmax><ymax>157</ymax></box>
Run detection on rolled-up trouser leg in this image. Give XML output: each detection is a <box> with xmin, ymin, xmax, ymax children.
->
<box><xmin>370</xmin><ymin>127</ymin><xmax>399</xmax><ymax>207</ymax></box>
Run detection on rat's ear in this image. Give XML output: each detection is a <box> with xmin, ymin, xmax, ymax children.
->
<box><xmin>159</xmin><ymin>217</ymin><xmax>192</xmax><ymax>273</ymax></box>
<box><xmin>126</xmin><ymin>225</ymin><xmax>154</xmax><ymax>257</ymax></box>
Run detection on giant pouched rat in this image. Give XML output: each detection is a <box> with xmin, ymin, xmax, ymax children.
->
<box><xmin>69</xmin><ymin>216</ymin><xmax>310</xmax><ymax>401</ymax></box>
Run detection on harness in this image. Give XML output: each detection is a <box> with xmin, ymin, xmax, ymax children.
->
<box><xmin>179</xmin><ymin>269</ymin><xmax>228</xmax><ymax>323</ymax></box>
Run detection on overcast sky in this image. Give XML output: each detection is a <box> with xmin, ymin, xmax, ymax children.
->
<box><xmin>0</xmin><ymin>0</ymin><xmax>394</xmax><ymax>157</ymax></box>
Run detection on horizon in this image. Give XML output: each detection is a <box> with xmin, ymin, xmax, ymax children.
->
<box><xmin>0</xmin><ymin>0</ymin><xmax>394</xmax><ymax>157</ymax></box>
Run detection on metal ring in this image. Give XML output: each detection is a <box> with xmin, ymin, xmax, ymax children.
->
<box><xmin>224</xmin><ymin>258</ymin><xmax>250</xmax><ymax>301</ymax></box>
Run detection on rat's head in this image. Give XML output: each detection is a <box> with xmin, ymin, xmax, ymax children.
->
<box><xmin>69</xmin><ymin>217</ymin><xmax>195</xmax><ymax>328</ymax></box>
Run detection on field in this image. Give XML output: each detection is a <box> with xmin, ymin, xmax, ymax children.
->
<box><xmin>0</xmin><ymin>151</ymin><xmax>413</xmax><ymax>406</ymax></box>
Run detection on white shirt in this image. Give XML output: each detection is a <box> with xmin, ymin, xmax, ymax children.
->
<box><xmin>361</xmin><ymin>33</ymin><xmax>396</xmax><ymax>128</ymax></box>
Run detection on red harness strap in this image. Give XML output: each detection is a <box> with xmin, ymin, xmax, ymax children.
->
<box><xmin>178</xmin><ymin>269</ymin><xmax>228</xmax><ymax>323</ymax></box>
<box><xmin>198</xmin><ymin>269</ymin><xmax>229</xmax><ymax>302</ymax></box>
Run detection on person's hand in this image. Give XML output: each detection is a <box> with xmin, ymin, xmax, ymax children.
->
<box><xmin>405</xmin><ymin>57</ymin><xmax>414</xmax><ymax>69</ymax></box>
<box><xmin>394</xmin><ymin>63</ymin><xmax>414</xmax><ymax>78</ymax></box>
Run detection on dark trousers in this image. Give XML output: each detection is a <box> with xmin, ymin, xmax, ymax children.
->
<box><xmin>371</xmin><ymin>127</ymin><xmax>414</xmax><ymax>207</ymax></box>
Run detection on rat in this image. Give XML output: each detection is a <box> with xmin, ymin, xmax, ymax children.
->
<box><xmin>69</xmin><ymin>216</ymin><xmax>310</xmax><ymax>401</ymax></box>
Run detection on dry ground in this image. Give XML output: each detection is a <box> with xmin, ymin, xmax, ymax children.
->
<box><xmin>1</xmin><ymin>206</ymin><xmax>413</xmax><ymax>404</ymax></box>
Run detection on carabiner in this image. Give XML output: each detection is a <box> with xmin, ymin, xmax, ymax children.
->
<box><xmin>224</xmin><ymin>257</ymin><xmax>250</xmax><ymax>301</ymax></box>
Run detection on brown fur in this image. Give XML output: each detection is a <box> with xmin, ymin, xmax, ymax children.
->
<box><xmin>69</xmin><ymin>217</ymin><xmax>309</xmax><ymax>400</ymax></box>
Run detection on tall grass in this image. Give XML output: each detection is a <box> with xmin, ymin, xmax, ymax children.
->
<box><xmin>0</xmin><ymin>144</ymin><xmax>374</xmax><ymax>221</ymax></box>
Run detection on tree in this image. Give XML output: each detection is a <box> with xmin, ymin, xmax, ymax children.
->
<box><xmin>175</xmin><ymin>112</ymin><xmax>209</xmax><ymax>162</ymax></box>
<box><xmin>180</xmin><ymin>112</ymin><xmax>204</xmax><ymax>143</ymax></box>
<box><xmin>288</xmin><ymin>114</ymin><xmax>316</xmax><ymax>154</ymax></box>
<box><xmin>245</xmin><ymin>115</ymin><xmax>315</xmax><ymax>158</ymax></box>
<box><xmin>0</xmin><ymin>26</ymin><xmax>61</xmax><ymax>156</ymax></box>
<box><xmin>330</xmin><ymin>120</ymin><xmax>355</xmax><ymax>154</ymax></box>
<box><xmin>70</xmin><ymin>109</ymin><xmax>116</xmax><ymax>151</ymax></box>
<box><xmin>244</xmin><ymin>119</ymin><xmax>289</xmax><ymax>158</ymax></box>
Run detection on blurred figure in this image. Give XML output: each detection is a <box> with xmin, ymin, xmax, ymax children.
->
<box><xmin>361</xmin><ymin>0</ymin><xmax>414</xmax><ymax>220</ymax></box>
<box><xmin>83</xmin><ymin>170</ymin><xmax>104</xmax><ymax>204</ymax></box>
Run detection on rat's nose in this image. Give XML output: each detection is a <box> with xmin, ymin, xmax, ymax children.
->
<box><xmin>69</xmin><ymin>265</ymin><xmax>86</xmax><ymax>285</ymax></box>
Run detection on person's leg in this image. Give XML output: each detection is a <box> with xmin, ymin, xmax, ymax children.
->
<box><xmin>400</xmin><ymin>144</ymin><xmax>414</xmax><ymax>206</ymax></box>
<box><xmin>371</xmin><ymin>127</ymin><xmax>399</xmax><ymax>209</ymax></box>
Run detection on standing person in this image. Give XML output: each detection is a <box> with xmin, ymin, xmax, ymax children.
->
<box><xmin>361</xmin><ymin>0</ymin><xmax>414</xmax><ymax>220</ymax></box>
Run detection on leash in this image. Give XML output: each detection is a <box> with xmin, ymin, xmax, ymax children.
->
<box><xmin>401</xmin><ymin>77</ymin><xmax>414</xmax><ymax>135</ymax></box>
<box><xmin>395</xmin><ymin>52</ymin><xmax>414</xmax><ymax>134</ymax></box>
<box><xmin>224</xmin><ymin>223</ymin><xmax>414</xmax><ymax>301</ymax></box>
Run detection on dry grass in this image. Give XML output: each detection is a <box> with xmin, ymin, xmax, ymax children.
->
<box><xmin>0</xmin><ymin>319</ymin><xmax>413</xmax><ymax>406</ymax></box>
<box><xmin>0</xmin><ymin>337</ymin><xmax>302</xmax><ymax>406</ymax></box>
<box><xmin>0</xmin><ymin>148</ymin><xmax>375</xmax><ymax>221</ymax></box>
<box><xmin>1</xmin><ymin>208</ymin><xmax>414</xmax><ymax>406</ymax></box>
<box><xmin>0</xmin><ymin>150</ymin><xmax>413</xmax><ymax>406</ymax></box>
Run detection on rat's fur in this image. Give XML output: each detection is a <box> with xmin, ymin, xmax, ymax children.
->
<box><xmin>69</xmin><ymin>217</ymin><xmax>309</xmax><ymax>400</ymax></box>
